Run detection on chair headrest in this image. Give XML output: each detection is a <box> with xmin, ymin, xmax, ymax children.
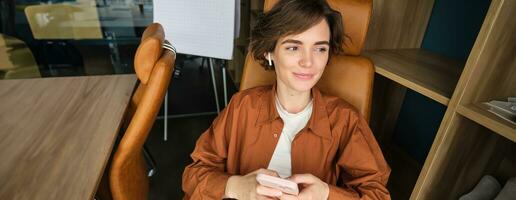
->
<box><xmin>134</xmin><ymin>23</ymin><xmax>165</xmax><ymax>84</ymax></box>
<box><xmin>264</xmin><ymin>0</ymin><xmax>372</xmax><ymax>55</ymax></box>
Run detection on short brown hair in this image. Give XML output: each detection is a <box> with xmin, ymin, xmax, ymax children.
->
<box><xmin>249</xmin><ymin>0</ymin><xmax>344</xmax><ymax>70</ymax></box>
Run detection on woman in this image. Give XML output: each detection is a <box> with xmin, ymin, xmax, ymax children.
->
<box><xmin>183</xmin><ymin>0</ymin><xmax>390</xmax><ymax>199</ymax></box>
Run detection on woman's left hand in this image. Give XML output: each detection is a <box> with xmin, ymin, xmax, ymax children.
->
<box><xmin>280</xmin><ymin>174</ymin><xmax>329</xmax><ymax>200</ymax></box>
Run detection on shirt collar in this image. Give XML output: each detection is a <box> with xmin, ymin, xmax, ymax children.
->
<box><xmin>256</xmin><ymin>84</ymin><xmax>280</xmax><ymax>126</ymax></box>
<box><xmin>256</xmin><ymin>84</ymin><xmax>332</xmax><ymax>140</ymax></box>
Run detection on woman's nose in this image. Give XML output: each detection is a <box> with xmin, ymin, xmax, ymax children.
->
<box><xmin>299</xmin><ymin>51</ymin><xmax>313</xmax><ymax>68</ymax></box>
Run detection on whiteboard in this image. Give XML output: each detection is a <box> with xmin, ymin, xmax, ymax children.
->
<box><xmin>153</xmin><ymin>0</ymin><xmax>235</xmax><ymax>60</ymax></box>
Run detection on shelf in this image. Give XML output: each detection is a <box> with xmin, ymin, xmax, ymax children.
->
<box><xmin>457</xmin><ymin>103</ymin><xmax>516</xmax><ymax>143</ymax></box>
<box><xmin>363</xmin><ymin>48</ymin><xmax>464</xmax><ymax>105</ymax></box>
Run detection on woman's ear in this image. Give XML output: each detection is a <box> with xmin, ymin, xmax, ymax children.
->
<box><xmin>263</xmin><ymin>52</ymin><xmax>272</xmax><ymax>60</ymax></box>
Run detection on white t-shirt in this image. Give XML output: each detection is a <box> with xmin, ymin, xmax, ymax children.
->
<box><xmin>267</xmin><ymin>96</ymin><xmax>313</xmax><ymax>178</ymax></box>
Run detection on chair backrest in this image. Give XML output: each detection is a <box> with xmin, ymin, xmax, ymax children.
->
<box><xmin>239</xmin><ymin>0</ymin><xmax>374</xmax><ymax>121</ymax></box>
<box><xmin>109</xmin><ymin>23</ymin><xmax>175</xmax><ymax>200</ymax></box>
<box><xmin>24</xmin><ymin>2</ymin><xmax>102</xmax><ymax>39</ymax></box>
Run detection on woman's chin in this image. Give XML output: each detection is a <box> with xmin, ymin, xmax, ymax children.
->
<box><xmin>290</xmin><ymin>82</ymin><xmax>316</xmax><ymax>93</ymax></box>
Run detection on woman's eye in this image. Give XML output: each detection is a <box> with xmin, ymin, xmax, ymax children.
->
<box><xmin>315</xmin><ymin>47</ymin><xmax>328</xmax><ymax>53</ymax></box>
<box><xmin>286</xmin><ymin>46</ymin><xmax>298</xmax><ymax>51</ymax></box>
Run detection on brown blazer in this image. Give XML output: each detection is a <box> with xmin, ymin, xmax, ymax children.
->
<box><xmin>182</xmin><ymin>85</ymin><xmax>390</xmax><ymax>199</ymax></box>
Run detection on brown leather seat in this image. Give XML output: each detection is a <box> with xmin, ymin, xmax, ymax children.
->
<box><xmin>109</xmin><ymin>23</ymin><xmax>175</xmax><ymax>200</ymax></box>
<box><xmin>240</xmin><ymin>0</ymin><xmax>374</xmax><ymax>121</ymax></box>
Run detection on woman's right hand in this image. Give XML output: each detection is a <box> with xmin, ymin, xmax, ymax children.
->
<box><xmin>225</xmin><ymin>168</ymin><xmax>283</xmax><ymax>200</ymax></box>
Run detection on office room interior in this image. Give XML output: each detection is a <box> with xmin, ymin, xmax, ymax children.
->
<box><xmin>0</xmin><ymin>0</ymin><xmax>514</xmax><ymax>199</ymax></box>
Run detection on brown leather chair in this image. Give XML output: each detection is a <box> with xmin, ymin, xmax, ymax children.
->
<box><xmin>108</xmin><ymin>23</ymin><xmax>175</xmax><ymax>200</ymax></box>
<box><xmin>240</xmin><ymin>0</ymin><xmax>374</xmax><ymax>121</ymax></box>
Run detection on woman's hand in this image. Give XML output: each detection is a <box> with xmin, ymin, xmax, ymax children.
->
<box><xmin>280</xmin><ymin>174</ymin><xmax>329</xmax><ymax>200</ymax></box>
<box><xmin>225</xmin><ymin>168</ymin><xmax>283</xmax><ymax>200</ymax></box>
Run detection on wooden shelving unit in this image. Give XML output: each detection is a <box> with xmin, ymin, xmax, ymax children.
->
<box><xmin>365</xmin><ymin>0</ymin><xmax>515</xmax><ymax>199</ymax></box>
<box><xmin>362</xmin><ymin>49</ymin><xmax>465</xmax><ymax>198</ymax></box>
<box><xmin>411</xmin><ymin>0</ymin><xmax>516</xmax><ymax>198</ymax></box>
<box><xmin>457</xmin><ymin>104</ymin><xmax>516</xmax><ymax>142</ymax></box>
<box><xmin>363</xmin><ymin>48</ymin><xmax>465</xmax><ymax>199</ymax></box>
<box><xmin>364</xmin><ymin>49</ymin><xmax>463</xmax><ymax>105</ymax></box>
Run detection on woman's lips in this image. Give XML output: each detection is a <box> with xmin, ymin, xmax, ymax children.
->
<box><xmin>293</xmin><ymin>73</ymin><xmax>314</xmax><ymax>80</ymax></box>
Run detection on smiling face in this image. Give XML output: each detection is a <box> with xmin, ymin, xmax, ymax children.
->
<box><xmin>270</xmin><ymin>19</ymin><xmax>331</xmax><ymax>94</ymax></box>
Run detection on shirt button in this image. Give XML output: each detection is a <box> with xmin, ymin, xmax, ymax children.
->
<box><xmin>273</xmin><ymin>133</ymin><xmax>278</xmax><ymax>138</ymax></box>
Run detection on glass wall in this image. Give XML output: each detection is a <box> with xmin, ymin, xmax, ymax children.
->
<box><xmin>0</xmin><ymin>0</ymin><xmax>153</xmax><ymax>79</ymax></box>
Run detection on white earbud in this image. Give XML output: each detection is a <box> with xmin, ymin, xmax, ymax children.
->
<box><xmin>267</xmin><ymin>53</ymin><xmax>272</xmax><ymax>66</ymax></box>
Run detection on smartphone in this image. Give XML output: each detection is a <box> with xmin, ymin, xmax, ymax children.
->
<box><xmin>256</xmin><ymin>173</ymin><xmax>299</xmax><ymax>195</ymax></box>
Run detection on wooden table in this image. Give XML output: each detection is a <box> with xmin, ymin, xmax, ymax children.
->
<box><xmin>0</xmin><ymin>74</ymin><xmax>137</xmax><ymax>199</ymax></box>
